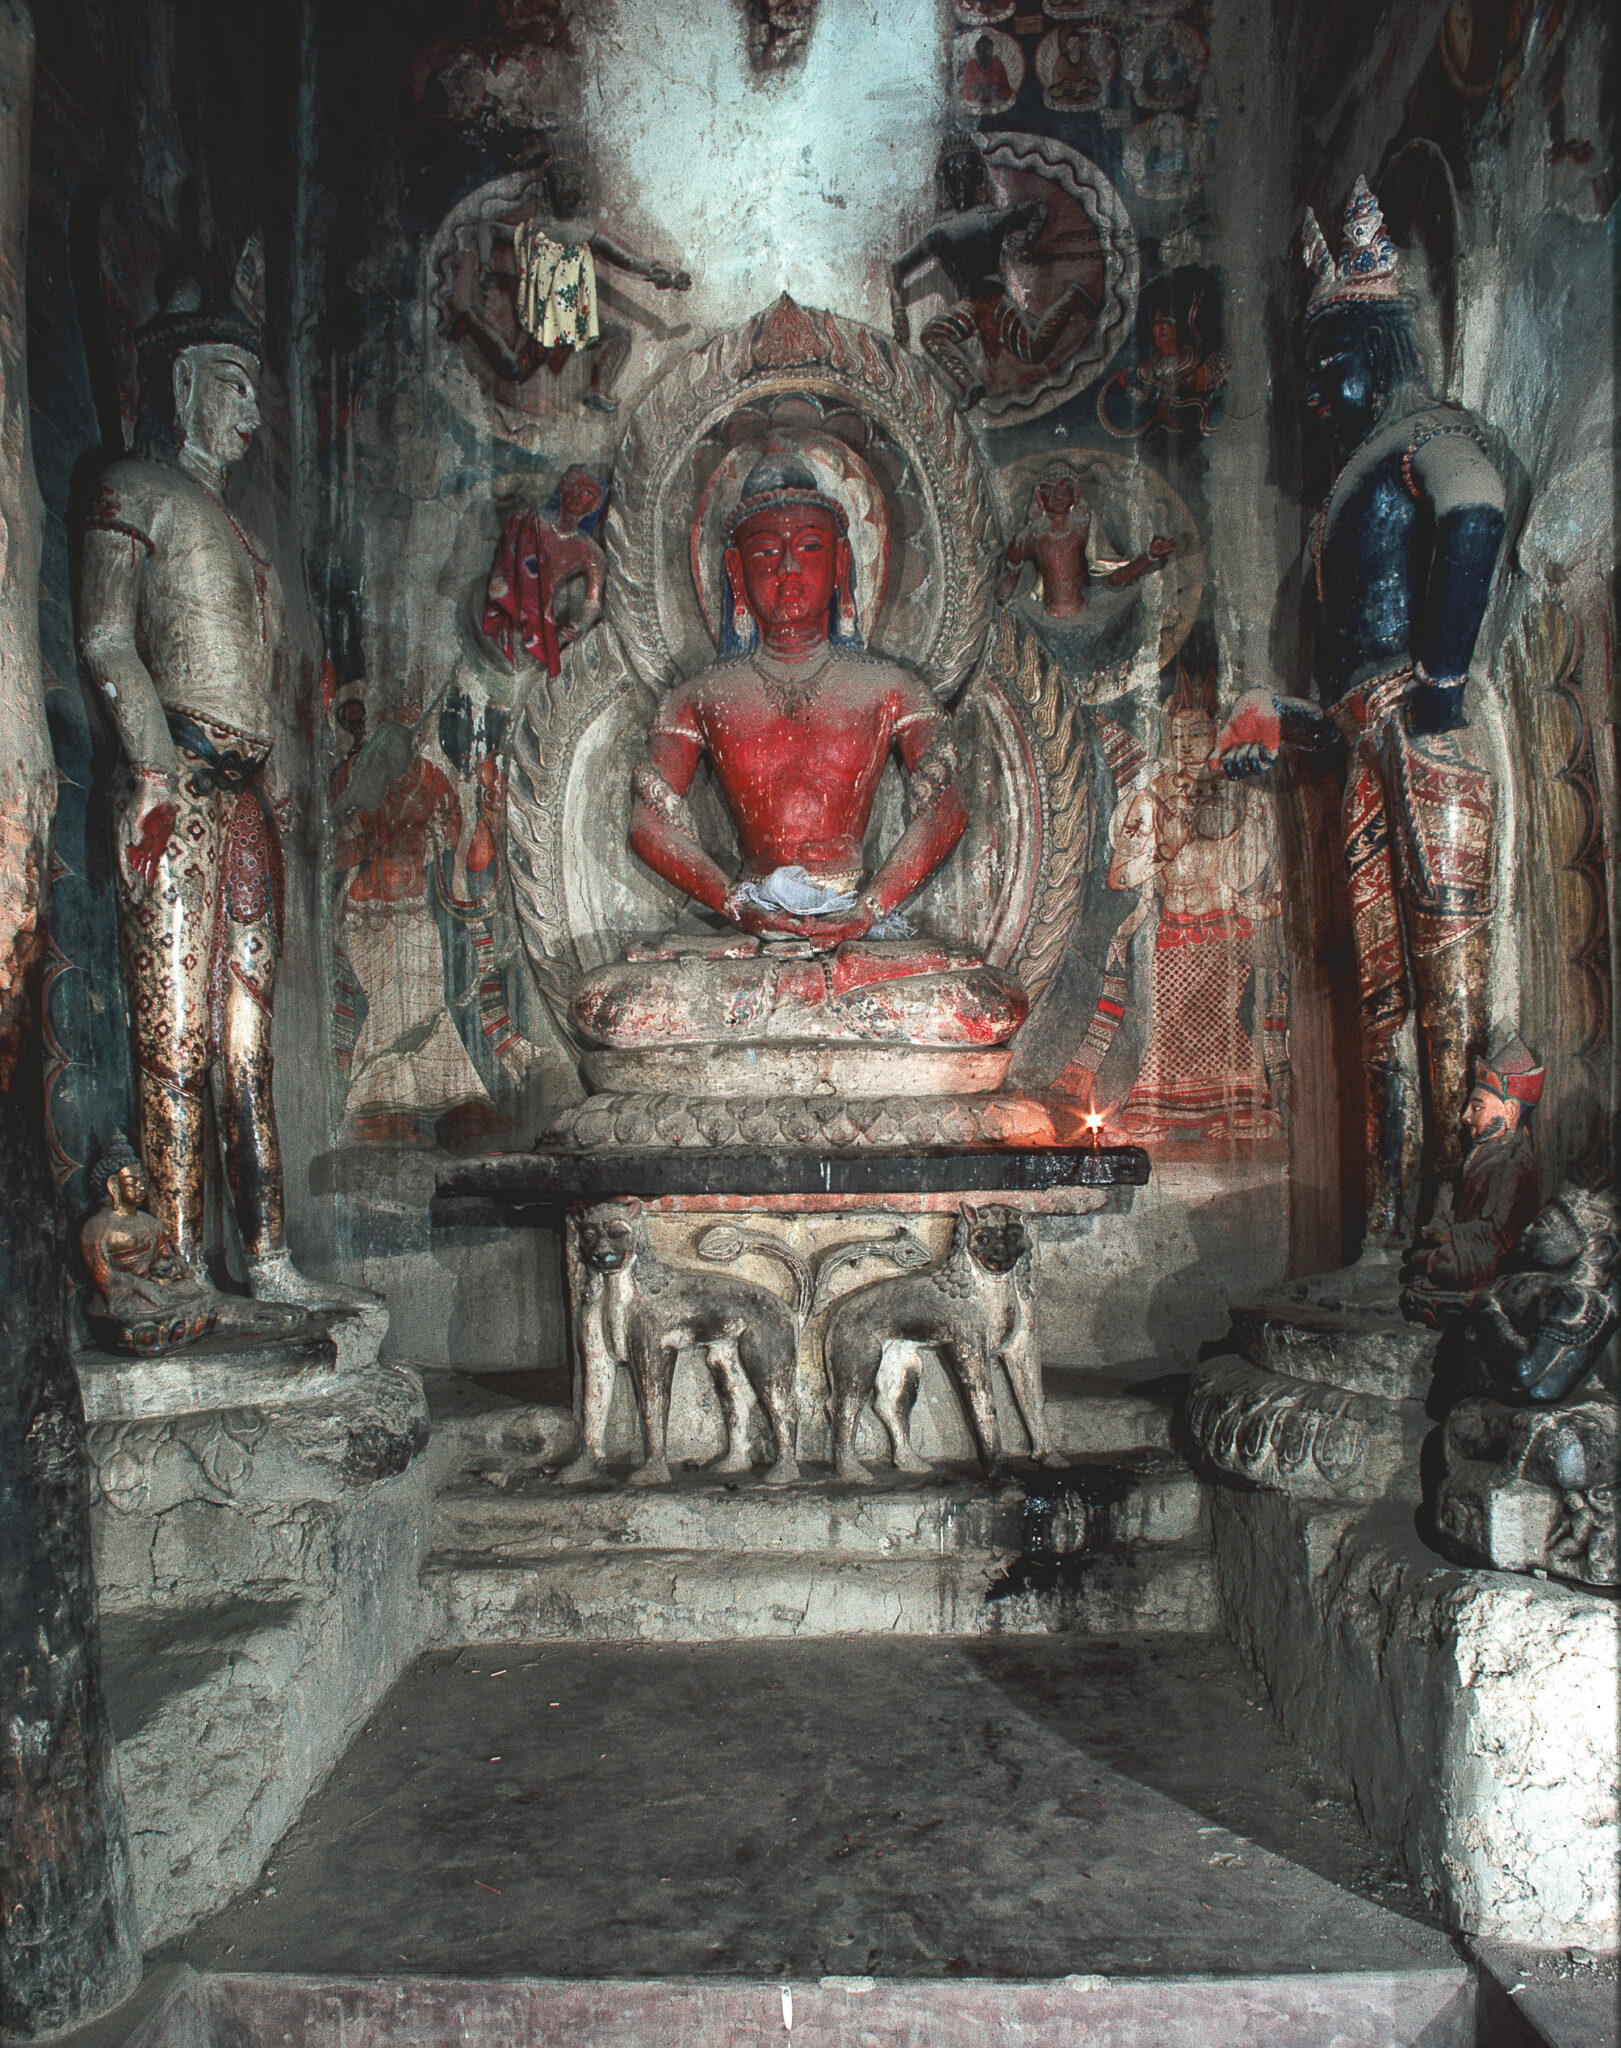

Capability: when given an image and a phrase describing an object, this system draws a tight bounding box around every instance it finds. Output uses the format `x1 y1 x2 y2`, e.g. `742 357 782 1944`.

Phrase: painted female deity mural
1057 676 1286 1149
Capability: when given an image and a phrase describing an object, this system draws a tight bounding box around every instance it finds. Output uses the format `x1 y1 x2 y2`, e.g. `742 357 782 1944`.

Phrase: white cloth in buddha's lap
732 864 914 940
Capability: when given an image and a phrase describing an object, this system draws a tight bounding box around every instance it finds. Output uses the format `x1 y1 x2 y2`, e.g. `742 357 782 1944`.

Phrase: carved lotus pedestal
553 1041 1063 1153
1187 1264 1436 1504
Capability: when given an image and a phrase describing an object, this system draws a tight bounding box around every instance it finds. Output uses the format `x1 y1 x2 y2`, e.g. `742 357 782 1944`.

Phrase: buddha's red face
725 504 849 652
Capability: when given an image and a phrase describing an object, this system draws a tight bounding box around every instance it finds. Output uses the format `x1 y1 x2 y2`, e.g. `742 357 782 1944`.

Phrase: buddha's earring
835 575 859 647
732 594 756 652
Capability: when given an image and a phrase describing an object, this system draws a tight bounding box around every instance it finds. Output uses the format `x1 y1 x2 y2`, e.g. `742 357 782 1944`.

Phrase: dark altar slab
437 1144 1150 1208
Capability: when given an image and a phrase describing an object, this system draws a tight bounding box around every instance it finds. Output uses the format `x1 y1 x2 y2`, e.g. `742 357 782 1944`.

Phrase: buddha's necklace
750 647 834 719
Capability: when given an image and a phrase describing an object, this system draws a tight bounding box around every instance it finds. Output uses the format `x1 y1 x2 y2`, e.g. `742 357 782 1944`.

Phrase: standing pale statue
75 285 349 1307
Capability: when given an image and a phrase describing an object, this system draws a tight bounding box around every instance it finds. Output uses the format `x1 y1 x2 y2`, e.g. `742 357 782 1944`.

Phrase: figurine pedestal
76 1300 389 1423
75 1300 423 1604
1188 1264 1437 1504
1435 1391 1618 1587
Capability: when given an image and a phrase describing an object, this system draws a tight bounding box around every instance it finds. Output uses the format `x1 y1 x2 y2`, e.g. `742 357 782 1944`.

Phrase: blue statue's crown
1302 177 1401 321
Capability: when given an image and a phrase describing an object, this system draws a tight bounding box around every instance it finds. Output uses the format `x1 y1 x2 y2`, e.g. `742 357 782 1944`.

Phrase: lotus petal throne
570 456 1027 1051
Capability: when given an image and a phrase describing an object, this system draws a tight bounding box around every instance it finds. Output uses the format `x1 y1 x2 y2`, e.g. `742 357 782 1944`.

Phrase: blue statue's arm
1407 431 1508 735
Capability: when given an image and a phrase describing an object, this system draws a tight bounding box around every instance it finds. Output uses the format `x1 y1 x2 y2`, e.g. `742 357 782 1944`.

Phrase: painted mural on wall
293 0 1616 1206
1049 671 1286 1150
325 650 545 1146
318 451 619 1144
296 0 1268 1161
921 0 1274 1156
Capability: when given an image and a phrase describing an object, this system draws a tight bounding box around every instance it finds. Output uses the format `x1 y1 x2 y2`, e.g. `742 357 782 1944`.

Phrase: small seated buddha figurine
571 458 1028 1050
80 1136 219 1353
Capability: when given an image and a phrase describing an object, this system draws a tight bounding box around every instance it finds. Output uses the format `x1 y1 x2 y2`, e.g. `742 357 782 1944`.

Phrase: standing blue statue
1211 179 1510 1257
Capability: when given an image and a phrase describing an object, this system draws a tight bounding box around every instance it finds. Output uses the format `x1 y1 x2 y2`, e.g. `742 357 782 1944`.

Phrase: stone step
432 1456 1205 1560
140 1964 1479 2048
422 1540 1216 1645
432 1370 1177 1470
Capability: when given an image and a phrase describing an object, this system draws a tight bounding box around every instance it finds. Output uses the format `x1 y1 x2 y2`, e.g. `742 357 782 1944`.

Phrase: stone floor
163 1633 1452 1984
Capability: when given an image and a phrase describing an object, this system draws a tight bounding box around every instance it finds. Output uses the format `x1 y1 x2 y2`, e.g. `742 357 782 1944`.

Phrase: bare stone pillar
0 0 143 2030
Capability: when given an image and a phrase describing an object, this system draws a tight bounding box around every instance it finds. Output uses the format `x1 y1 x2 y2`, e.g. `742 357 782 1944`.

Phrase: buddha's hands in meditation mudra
572 458 1028 1050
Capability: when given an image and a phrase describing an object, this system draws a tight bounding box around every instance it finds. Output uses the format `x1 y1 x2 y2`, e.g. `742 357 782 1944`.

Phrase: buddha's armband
907 726 963 811
632 759 698 835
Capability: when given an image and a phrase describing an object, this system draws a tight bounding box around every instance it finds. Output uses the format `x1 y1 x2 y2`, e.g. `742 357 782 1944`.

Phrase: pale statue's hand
120 781 178 892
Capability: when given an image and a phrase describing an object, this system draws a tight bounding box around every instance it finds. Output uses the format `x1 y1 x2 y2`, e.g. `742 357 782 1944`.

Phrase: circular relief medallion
993 447 1205 692
971 133 1138 424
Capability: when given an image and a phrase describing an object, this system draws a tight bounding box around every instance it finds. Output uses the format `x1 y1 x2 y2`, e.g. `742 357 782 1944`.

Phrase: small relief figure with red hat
1401 1029 1544 1323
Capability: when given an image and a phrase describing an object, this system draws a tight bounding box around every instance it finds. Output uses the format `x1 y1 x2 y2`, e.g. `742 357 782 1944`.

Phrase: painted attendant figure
75 285 353 1307
1211 179 1508 1256
571 456 1027 1049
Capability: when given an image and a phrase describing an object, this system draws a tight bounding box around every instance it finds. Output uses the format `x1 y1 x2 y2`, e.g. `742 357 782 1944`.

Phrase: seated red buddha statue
571 458 1027 1049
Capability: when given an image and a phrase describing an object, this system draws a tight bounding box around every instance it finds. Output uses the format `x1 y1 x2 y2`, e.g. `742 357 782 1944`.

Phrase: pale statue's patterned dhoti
115 712 284 1265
